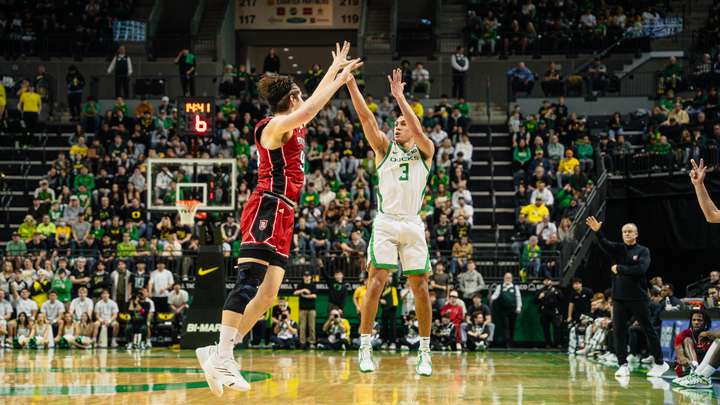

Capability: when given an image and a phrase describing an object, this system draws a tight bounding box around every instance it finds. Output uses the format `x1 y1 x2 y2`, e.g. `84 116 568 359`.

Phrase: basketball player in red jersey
674 310 711 377
197 42 362 395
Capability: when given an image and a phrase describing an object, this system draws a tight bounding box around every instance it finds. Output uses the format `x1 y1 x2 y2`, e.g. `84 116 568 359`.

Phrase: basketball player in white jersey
348 69 434 376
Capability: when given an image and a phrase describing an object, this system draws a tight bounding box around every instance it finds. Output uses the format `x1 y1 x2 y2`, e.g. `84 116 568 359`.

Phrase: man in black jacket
534 277 564 349
627 288 663 363
323 269 348 314
586 216 669 378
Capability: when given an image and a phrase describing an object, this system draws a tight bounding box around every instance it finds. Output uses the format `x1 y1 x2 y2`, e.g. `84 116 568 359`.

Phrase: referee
585 216 670 378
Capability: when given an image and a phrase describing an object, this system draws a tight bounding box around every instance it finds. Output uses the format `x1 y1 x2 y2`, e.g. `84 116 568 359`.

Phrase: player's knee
368 276 384 291
224 262 269 314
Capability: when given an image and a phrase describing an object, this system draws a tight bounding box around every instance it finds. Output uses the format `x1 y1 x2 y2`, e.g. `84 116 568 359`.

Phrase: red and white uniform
674 328 711 377
239 117 306 258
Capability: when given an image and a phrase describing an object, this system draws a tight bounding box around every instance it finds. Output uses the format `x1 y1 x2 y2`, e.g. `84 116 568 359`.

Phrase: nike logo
198 267 219 276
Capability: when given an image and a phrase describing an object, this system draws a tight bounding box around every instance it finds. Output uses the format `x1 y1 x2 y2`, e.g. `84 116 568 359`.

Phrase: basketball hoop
176 200 204 226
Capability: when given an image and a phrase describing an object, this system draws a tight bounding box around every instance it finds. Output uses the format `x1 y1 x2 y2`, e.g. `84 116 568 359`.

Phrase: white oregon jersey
376 141 430 216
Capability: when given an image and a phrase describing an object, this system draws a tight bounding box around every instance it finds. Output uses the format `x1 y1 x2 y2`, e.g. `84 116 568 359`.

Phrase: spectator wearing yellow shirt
17 84 42 148
116 233 137 259
410 97 424 118
520 197 550 225
69 136 89 158
55 219 72 243
365 94 378 114
556 150 580 188
134 97 153 120
662 103 690 126
353 278 368 320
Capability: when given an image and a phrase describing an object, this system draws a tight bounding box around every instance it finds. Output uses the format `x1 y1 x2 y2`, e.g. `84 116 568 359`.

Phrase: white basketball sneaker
202 352 251 391
677 372 713 389
196 345 224 397
358 345 375 373
416 348 433 377
615 364 630 377
647 362 670 378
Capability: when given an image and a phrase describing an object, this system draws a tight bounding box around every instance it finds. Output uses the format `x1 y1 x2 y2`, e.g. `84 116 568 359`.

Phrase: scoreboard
177 97 215 136
235 0 362 30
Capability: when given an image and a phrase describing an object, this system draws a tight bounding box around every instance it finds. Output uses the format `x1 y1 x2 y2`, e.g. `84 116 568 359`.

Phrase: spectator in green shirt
577 135 594 172
430 166 450 191
661 56 683 93
7 232 27 263
73 166 95 191
300 183 321 208
656 135 671 156
556 183 574 208
122 224 139 243
51 267 73 305
512 138 532 172
230 132 250 159
687 89 708 118
659 91 676 114
116 233 136 259
112 96 129 117
422 109 439 132
218 97 236 119
81 96 101 134
76 184 92 210
524 114 539 135
453 97 470 118
90 219 105 240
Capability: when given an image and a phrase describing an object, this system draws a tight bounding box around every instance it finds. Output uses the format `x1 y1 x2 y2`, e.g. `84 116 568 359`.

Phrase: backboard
146 158 237 213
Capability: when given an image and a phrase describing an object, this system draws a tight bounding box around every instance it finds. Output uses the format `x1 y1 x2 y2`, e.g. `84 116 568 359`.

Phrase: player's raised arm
264 51 362 139
388 69 435 160
347 74 389 154
691 158 720 223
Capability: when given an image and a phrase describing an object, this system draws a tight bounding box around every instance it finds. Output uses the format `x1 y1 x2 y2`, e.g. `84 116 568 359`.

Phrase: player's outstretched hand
690 158 707 187
338 58 363 83
388 68 405 98
330 41 353 71
586 216 602 232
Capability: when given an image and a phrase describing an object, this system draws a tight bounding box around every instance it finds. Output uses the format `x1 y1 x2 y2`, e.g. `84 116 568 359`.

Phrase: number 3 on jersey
399 163 409 181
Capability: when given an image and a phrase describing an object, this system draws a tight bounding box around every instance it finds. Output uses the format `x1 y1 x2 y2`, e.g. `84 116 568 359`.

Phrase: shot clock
177 97 215 136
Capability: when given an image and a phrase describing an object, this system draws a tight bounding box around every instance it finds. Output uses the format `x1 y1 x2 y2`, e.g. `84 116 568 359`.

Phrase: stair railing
486 76 498 247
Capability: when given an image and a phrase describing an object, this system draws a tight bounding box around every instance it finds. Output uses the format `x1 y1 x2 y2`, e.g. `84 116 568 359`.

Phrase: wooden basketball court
0 348 712 404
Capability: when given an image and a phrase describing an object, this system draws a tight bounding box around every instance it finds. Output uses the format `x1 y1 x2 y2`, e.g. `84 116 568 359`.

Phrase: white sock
699 364 717 379
360 334 371 347
218 325 238 360
696 341 719 376
420 337 430 351
233 331 244 347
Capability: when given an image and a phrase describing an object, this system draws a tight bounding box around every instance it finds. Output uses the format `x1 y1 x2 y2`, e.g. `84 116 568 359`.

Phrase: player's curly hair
257 74 301 114
689 309 711 330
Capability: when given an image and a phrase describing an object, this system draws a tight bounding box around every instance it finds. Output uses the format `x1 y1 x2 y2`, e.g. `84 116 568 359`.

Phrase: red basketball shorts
239 191 295 258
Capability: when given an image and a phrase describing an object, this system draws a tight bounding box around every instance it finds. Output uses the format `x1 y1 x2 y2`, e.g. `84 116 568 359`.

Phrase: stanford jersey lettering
254 117 306 202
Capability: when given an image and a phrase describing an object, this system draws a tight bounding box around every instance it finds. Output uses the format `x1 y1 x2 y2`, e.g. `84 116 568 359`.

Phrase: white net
176 200 203 226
